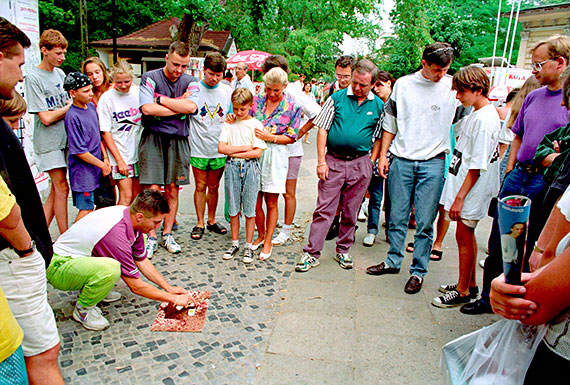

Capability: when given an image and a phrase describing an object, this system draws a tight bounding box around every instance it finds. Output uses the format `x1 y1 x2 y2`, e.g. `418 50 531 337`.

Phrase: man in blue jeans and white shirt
368 42 467 294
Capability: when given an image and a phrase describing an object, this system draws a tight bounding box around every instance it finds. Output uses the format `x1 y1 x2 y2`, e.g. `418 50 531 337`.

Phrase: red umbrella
227 50 271 71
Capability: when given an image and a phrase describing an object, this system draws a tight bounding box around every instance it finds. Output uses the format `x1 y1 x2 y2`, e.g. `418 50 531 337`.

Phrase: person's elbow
140 103 154 116
252 148 262 158
181 100 197 114
37 111 55 126
218 142 229 155
0 204 22 231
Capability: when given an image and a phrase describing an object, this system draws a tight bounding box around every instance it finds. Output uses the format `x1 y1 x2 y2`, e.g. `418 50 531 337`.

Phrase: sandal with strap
206 222 227 235
430 249 443 261
191 226 205 240
405 242 414 253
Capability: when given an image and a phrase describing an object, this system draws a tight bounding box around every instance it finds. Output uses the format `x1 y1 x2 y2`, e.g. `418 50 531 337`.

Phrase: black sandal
430 249 443 261
207 222 227 235
405 242 414 253
191 226 205 240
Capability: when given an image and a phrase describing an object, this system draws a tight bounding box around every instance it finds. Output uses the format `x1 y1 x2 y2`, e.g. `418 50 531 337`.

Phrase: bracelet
533 243 544 254
273 135 277 143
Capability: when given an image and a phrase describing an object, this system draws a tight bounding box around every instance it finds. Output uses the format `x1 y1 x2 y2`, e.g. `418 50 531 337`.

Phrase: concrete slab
255 353 354 385
279 280 355 316
266 313 355 362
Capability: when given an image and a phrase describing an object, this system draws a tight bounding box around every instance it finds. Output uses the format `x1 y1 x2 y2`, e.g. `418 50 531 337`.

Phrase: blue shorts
0 345 28 385
225 158 260 218
72 191 95 211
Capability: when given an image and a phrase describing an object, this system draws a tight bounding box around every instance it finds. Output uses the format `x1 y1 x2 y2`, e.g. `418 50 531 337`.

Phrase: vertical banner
497 195 532 285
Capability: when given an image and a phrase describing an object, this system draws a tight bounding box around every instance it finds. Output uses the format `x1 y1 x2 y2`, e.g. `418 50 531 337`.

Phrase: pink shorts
287 156 302 180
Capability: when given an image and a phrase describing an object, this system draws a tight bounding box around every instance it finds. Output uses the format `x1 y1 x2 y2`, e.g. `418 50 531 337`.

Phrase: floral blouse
250 93 302 140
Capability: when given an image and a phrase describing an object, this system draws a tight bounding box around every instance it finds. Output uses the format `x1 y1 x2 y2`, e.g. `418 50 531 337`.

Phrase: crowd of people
1 14 570 383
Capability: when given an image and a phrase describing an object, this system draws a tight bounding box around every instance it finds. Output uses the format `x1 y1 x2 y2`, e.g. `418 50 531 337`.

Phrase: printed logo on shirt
112 108 142 132
489 144 500 164
431 105 441 111
46 86 68 109
449 148 462 176
199 103 225 123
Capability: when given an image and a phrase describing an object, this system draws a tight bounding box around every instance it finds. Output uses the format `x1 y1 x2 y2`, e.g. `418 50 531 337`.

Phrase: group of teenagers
2 12 570 382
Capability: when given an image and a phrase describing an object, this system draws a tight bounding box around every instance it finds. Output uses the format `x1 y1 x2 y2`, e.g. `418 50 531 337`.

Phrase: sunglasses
428 47 454 56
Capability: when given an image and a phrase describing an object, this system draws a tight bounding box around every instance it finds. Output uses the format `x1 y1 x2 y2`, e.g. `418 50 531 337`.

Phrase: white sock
245 242 252 249
232 240 239 247
281 224 292 236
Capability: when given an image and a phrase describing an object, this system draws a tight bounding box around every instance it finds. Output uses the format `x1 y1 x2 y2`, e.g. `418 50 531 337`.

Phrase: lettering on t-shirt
489 144 500 164
112 108 142 132
449 148 462 176
46 83 67 109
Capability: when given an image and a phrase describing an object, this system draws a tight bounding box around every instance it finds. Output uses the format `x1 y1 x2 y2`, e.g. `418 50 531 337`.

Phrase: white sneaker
162 233 181 254
243 247 254 264
102 291 122 303
73 305 110 331
146 236 158 259
358 199 368 222
363 233 376 247
479 259 485 268
272 232 290 246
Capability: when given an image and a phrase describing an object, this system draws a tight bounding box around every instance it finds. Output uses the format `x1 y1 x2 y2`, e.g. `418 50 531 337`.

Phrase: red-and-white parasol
227 50 271 71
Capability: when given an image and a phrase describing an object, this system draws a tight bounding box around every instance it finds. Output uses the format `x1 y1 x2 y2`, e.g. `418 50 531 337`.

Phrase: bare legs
43 168 69 233
192 167 224 228
116 177 141 206
456 220 478 297
24 343 64 385
432 205 450 253
146 183 178 238
253 192 279 253
283 178 297 225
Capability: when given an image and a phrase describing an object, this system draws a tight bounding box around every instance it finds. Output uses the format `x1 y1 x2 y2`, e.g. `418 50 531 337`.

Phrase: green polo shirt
321 87 384 154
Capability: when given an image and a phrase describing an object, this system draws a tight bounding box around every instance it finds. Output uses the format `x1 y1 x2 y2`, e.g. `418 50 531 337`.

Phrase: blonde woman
97 61 142 205
82 56 112 107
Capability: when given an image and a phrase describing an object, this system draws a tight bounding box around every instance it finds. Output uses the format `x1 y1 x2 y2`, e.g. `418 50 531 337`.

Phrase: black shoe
404 275 423 294
326 216 340 240
460 299 493 315
439 284 479 299
366 262 400 276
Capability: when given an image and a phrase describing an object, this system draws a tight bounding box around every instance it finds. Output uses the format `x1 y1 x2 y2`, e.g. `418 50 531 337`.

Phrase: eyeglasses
530 57 558 72
336 74 351 80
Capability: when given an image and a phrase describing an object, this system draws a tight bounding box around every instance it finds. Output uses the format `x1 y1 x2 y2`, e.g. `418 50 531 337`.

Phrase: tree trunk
176 14 209 57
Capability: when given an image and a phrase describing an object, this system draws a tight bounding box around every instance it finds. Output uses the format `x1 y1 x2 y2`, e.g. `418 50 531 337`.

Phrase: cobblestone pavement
48 219 306 385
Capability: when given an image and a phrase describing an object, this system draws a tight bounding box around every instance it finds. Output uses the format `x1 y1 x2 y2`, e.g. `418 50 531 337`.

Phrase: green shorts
190 156 226 171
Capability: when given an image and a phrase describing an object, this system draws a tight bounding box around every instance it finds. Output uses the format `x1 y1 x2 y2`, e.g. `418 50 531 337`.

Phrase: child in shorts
64 72 111 222
218 88 266 263
432 66 501 308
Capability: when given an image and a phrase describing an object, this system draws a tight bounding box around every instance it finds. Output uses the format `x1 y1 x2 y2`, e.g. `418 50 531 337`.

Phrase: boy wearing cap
64 72 111 222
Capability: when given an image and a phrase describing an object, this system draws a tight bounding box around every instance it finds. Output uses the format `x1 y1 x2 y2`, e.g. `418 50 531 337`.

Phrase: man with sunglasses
463 35 570 315
367 42 467 294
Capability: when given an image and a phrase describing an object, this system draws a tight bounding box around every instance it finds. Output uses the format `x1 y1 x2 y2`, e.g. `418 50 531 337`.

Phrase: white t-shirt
284 83 321 157
440 104 501 221
218 118 267 156
498 108 515 144
189 81 232 158
98 87 142 165
383 71 461 160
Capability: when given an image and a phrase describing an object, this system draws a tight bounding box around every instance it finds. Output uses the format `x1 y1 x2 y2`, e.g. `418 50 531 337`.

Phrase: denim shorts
72 191 95 210
225 158 260 218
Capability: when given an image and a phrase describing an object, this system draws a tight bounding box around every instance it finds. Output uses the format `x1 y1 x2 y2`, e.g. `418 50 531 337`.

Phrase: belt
328 149 368 161
516 162 540 175
227 158 256 163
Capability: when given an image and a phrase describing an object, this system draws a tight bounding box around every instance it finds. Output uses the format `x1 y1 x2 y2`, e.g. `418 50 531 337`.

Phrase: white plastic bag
441 319 547 385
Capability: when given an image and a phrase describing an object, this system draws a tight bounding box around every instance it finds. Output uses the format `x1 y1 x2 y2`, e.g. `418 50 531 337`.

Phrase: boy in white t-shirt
218 88 267 263
432 66 501 308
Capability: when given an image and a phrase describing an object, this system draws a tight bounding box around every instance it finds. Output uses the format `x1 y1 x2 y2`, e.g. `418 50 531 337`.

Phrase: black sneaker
460 298 493 315
431 290 472 308
223 245 239 260
438 284 479 299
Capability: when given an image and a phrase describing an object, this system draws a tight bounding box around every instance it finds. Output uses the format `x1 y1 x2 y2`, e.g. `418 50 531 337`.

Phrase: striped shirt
53 206 147 278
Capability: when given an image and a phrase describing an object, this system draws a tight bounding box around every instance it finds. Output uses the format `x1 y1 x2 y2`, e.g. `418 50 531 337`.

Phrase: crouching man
46 190 194 330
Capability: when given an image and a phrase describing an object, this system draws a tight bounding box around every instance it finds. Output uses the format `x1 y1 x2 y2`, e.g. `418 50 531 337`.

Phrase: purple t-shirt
53 206 147 278
139 68 198 137
512 87 570 165
65 103 102 192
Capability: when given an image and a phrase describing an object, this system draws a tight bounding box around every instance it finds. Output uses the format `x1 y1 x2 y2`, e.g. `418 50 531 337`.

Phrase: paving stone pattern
48 219 301 385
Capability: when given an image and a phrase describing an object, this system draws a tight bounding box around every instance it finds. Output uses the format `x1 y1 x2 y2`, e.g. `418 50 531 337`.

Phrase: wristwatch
533 242 544 254
155 96 162 105
15 240 35 257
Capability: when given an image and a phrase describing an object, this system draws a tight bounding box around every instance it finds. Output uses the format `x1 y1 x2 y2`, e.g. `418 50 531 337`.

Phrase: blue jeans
482 166 546 295
385 155 445 277
224 158 260 218
367 174 384 235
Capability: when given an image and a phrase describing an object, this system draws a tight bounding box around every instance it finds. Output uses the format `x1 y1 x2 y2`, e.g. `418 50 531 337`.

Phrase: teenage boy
431 66 501 308
218 88 266 263
139 42 199 257
46 190 198 331
367 42 468 295
64 72 111 222
189 52 233 240
25 29 71 234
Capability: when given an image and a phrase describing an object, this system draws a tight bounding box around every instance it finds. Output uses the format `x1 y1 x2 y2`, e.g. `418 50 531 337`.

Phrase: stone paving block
255 353 354 385
266 312 355 362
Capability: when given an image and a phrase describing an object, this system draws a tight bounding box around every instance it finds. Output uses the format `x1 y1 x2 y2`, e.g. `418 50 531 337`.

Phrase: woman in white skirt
250 68 302 260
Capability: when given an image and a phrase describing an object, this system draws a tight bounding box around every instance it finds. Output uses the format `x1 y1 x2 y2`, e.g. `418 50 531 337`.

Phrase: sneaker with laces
223 245 240 260
102 291 122 303
334 253 354 269
161 233 181 254
439 284 479 299
271 232 290 245
363 233 376 247
145 236 158 259
295 252 320 272
243 247 254 264
73 305 110 331
431 290 472 308
357 205 367 222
